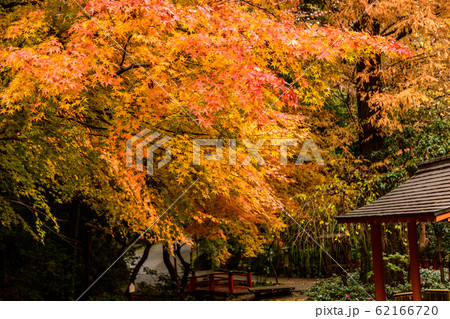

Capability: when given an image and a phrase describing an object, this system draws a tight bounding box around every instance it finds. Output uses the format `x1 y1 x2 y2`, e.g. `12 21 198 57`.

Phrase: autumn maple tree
0 0 415 297
273 0 449 283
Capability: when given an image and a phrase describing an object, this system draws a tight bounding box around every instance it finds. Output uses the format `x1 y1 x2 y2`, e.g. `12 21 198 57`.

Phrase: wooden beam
407 222 422 301
436 212 450 222
337 215 435 224
370 223 386 301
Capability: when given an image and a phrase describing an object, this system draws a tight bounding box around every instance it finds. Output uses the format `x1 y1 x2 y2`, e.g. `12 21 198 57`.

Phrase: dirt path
230 276 316 301
264 277 316 293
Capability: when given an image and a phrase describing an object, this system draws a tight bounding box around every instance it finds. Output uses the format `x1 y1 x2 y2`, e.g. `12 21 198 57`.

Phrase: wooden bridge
187 272 252 295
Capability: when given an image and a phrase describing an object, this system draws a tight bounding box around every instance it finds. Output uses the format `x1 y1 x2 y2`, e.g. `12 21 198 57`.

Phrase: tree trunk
353 16 384 283
175 244 191 300
0 247 6 287
418 222 429 252
356 54 384 159
84 229 93 290
353 14 384 160
360 240 370 283
358 226 371 283
126 242 153 295
436 230 445 284
268 244 279 284
71 201 81 299
163 244 178 283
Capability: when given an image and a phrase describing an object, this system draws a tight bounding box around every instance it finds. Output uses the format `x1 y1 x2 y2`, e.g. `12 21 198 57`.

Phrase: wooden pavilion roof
336 154 450 224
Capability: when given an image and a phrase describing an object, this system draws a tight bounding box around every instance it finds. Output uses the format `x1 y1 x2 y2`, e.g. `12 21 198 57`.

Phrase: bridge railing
188 272 252 293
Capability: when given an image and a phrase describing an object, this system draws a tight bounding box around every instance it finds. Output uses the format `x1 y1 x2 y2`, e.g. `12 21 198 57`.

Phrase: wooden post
247 272 252 288
407 221 422 301
209 274 215 291
370 223 386 301
190 274 197 291
228 272 234 293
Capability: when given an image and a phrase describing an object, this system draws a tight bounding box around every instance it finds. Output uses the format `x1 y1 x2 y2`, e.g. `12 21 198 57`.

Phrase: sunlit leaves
0 0 413 263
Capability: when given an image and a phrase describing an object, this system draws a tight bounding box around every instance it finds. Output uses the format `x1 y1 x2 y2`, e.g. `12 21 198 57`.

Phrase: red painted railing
188 272 252 294
419 261 449 269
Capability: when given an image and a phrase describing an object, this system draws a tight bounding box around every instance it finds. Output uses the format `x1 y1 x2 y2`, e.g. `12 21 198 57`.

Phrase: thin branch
380 22 397 36
116 63 153 76
5 199 76 245
119 34 133 68
236 0 277 18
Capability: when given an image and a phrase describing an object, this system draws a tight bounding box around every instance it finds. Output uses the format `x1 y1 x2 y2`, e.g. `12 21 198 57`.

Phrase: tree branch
116 63 153 76
0 1 41 9
119 34 133 68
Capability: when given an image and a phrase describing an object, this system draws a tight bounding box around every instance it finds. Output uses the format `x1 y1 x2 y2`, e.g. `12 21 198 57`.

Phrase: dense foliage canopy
0 0 448 300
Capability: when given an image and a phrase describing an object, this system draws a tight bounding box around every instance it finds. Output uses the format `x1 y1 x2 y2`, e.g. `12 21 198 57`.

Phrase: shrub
305 271 374 301
305 268 449 301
